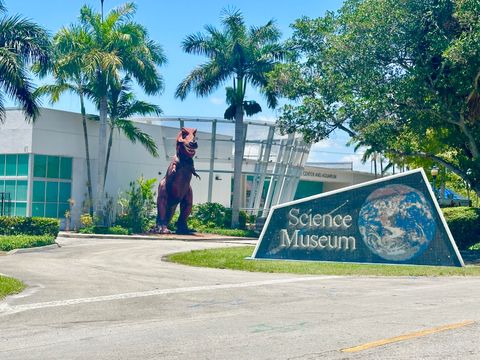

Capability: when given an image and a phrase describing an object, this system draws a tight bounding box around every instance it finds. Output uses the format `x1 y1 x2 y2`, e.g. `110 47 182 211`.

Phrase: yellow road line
341 320 475 353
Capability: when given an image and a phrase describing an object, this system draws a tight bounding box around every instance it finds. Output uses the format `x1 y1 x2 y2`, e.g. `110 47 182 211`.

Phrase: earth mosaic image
358 184 436 261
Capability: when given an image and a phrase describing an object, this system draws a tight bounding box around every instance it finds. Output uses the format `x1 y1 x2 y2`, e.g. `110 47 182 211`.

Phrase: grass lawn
167 246 480 276
0 235 56 252
0 275 25 299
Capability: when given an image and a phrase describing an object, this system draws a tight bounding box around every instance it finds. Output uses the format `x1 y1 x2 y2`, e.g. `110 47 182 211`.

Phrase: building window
0 154 29 217
32 155 72 218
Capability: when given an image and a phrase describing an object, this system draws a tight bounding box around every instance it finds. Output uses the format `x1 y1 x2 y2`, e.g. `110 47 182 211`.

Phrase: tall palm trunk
80 92 94 215
96 95 108 224
231 102 245 228
104 123 114 186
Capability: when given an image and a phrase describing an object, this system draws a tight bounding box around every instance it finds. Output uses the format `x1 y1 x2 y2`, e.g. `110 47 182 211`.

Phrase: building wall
2 108 234 226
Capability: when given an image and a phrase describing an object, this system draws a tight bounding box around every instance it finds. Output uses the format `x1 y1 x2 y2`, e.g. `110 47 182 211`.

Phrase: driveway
1 237 479 359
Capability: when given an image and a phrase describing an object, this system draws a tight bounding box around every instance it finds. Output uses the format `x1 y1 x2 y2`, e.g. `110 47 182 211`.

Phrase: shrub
223 208 248 229
167 203 249 231
442 207 480 250
79 225 130 235
191 203 226 228
0 235 56 251
116 177 157 233
0 217 59 236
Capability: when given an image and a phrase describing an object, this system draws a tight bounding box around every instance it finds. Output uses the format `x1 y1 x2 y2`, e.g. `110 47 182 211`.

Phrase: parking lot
1 237 479 359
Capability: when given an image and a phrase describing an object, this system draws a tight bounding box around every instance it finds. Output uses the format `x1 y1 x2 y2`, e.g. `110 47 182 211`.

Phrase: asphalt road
1 237 479 360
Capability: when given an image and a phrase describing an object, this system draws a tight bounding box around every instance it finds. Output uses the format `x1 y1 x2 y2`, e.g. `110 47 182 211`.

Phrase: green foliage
0 1 51 122
442 207 480 250
0 235 56 251
0 216 59 236
0 275 25 299
167 203 253 234
79 225 130 235
272 0 480 195
116 177 157 233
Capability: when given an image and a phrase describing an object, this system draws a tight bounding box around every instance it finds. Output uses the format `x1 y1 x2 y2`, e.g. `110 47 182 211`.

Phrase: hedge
442 207 480 250
0 235 56 252
0 216 60 237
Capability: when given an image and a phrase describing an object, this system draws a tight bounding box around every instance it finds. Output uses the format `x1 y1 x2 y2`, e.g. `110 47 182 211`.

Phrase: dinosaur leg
156 179 171 234
176 187 194 234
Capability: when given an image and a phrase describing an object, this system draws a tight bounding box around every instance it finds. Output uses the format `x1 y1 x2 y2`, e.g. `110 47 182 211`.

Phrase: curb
58 231 257 243
6 242 61 255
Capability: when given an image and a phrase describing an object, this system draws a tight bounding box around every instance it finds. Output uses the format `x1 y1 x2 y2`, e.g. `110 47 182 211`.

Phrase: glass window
59 182 71 203
17 154 29 176
60 157 72 179
34 155 47 177
15 202 26 217
46 182 58 202
58 203 70 218
5 180 15 200
45 203 58 218
47 156 60 178
16 180 28 201
6 155 16 176
32 202 45 217
0 154 5 176
33 181 45 202
0 180 4 192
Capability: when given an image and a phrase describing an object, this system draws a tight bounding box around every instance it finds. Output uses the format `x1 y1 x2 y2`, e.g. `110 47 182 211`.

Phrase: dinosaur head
176 127 198 158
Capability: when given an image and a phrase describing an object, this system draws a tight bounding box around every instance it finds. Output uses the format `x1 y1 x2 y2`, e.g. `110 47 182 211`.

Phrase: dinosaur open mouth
184 145 196 155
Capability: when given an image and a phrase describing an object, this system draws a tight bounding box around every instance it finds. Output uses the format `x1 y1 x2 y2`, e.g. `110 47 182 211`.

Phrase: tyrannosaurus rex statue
156 127 200 234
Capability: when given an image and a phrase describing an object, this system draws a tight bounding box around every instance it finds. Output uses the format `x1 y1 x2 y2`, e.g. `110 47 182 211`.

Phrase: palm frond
0 14 51 66
33 83 76 103
244 100 262 116
176 61 230 99
115 119 159 157
224 104 236 120
0 48 38 121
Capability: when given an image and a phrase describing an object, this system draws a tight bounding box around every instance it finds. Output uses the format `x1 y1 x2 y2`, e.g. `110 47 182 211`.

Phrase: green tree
101 76 161 184
0 0 50 121
34 26 96 215
176 9 284 227
271 0 480 195
71 3 166 222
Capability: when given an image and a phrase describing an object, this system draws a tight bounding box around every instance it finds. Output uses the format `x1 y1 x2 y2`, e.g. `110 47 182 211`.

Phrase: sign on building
252 169 464 267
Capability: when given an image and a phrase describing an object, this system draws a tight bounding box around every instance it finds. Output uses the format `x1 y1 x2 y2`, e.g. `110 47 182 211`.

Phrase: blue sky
4 0 371 171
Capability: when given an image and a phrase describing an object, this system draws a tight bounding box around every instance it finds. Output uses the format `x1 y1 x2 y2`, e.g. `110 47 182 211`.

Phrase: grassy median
0 235 56 252
167 246 480 276
0 275 25 299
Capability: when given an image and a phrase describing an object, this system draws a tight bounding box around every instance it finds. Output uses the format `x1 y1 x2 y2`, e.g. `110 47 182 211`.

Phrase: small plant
116 177 157 233
80 213 93 228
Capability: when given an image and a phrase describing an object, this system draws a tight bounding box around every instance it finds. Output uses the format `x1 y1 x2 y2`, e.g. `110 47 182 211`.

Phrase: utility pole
101 0 104 21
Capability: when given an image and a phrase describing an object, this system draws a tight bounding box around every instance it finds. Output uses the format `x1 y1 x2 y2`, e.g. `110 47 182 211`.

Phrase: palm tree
67 3 166 222
0 0 50 121
175 9 284 227
101 76 162 185
34 26 96 215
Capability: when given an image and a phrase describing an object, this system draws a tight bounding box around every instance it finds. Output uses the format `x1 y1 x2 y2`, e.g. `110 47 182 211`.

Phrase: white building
0 108 376 227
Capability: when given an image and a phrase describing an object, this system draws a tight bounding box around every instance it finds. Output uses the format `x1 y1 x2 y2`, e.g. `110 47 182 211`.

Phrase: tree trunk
231 104 244 228
96 95 108 224
80 93 94 216
103 122 114 186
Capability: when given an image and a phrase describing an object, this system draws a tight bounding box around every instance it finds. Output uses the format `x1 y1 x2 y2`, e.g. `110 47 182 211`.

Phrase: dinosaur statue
156 127 200 234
